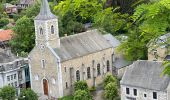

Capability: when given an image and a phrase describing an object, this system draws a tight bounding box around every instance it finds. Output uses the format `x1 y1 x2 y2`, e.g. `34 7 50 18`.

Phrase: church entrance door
43 79 48 96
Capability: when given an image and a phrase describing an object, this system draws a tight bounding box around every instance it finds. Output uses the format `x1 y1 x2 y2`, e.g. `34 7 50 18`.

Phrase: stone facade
121 85 168 100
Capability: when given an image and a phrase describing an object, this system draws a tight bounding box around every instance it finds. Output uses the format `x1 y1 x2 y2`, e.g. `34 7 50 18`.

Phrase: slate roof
121 60 170 91
19 0 35 5
103 34 120 48
114 55 132 69
0 50 18 63
35 0 56 20
53 30 113 61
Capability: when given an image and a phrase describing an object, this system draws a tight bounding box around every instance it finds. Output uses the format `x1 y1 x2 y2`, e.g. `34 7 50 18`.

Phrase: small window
153 92 157 99
76 70 80 81
97 63 101 76
133 89 137 96
126 88 130 94
40 28 43 35
66 82 68 88
7 76 10 81
144 94 147 97
11 75 13 80
87 67 91 79
51 25 54 34
41 60 45 68
64 67 67 72
15 81 17 87
14 74 16 79
106 60 110 72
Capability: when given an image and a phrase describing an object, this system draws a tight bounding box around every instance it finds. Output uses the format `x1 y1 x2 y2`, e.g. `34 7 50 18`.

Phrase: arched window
76 70 80 81
51 25 54 34
107 60 110 72
97 63 101 76
87 67 91 79
40 27 43 35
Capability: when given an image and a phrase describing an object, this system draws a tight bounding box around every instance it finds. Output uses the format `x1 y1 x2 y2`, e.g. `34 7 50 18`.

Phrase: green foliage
58 95 74 100
20 3 40 19
18 88 38 100
73 90 92 100
103 74 117 87
117 0 170 61
162 61 170 76
0 18 9 28
0 86 16 100
89 86 96 92
104 82 119 100
93 7 130 35
74 81 88 92
10 16 35 56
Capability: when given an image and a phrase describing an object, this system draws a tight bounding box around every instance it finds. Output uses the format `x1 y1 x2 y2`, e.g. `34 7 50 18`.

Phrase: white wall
121 85 167 100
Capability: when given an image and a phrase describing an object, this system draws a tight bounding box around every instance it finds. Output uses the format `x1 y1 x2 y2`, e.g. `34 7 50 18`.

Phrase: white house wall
121 85 167 100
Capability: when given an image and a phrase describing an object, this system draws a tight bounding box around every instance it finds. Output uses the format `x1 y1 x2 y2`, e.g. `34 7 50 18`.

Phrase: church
29 0 114 99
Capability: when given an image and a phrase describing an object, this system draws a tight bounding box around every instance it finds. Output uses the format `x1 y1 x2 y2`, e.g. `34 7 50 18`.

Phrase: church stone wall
29 47 60 98
61 47 113 96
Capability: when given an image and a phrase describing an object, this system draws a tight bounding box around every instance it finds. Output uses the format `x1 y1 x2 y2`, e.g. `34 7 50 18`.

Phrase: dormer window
51 25 54 34
40 27 43 35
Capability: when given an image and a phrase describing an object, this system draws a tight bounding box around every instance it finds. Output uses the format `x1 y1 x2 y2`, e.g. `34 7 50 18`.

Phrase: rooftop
35 0 56 20
121 60 170 91
53 30 113 61
0 29 13 42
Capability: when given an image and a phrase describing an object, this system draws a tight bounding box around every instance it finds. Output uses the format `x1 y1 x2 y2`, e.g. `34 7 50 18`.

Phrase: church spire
35 0 56 20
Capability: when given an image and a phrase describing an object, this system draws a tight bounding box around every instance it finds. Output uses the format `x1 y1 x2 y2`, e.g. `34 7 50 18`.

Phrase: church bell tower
34 0 60 48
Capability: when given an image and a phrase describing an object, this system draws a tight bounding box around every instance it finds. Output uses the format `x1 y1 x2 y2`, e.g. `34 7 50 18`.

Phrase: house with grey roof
120 60 170 100
147 33 170 61
0 30 30 95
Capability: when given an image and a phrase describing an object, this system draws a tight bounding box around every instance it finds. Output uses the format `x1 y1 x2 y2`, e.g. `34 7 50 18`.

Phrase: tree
0 86 16 100
104 82 119 100
93 8 130 35
18 88 38 100
74 81 88 92
0 18 9 28
117 0 170 61
73 90 92 100
103 74 117 87
10 16 35 56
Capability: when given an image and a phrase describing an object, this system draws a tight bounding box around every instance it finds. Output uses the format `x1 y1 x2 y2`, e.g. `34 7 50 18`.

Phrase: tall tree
10 16 35 56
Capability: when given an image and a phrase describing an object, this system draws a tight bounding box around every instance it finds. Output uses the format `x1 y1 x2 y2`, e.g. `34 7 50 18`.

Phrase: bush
104 82 119 100
89 86 96 92
0 18 9 28
103 74 117 87
0 86 16 100
73 90 92 100
74 81 88 91
58 95 74 100
18 88 38 100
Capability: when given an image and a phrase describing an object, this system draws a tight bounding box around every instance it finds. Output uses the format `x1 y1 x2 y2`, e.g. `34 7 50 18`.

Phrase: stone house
147 33 170 61
16 0 37 10
3 3 18 14
121 60 170 100
28 0 115 99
